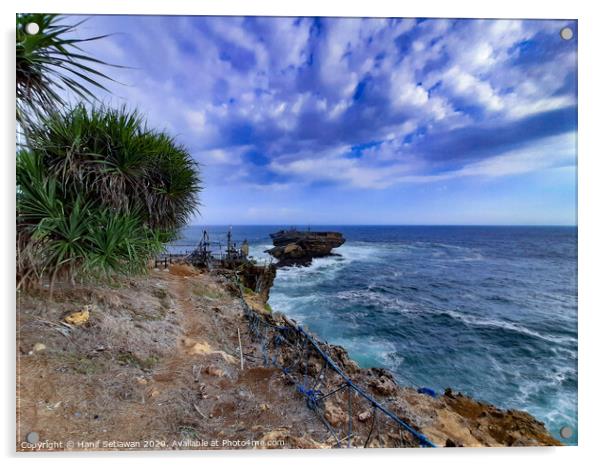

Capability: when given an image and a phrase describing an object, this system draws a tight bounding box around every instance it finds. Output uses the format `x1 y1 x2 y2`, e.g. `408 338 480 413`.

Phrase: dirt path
17 268 327 451
17 266 561 450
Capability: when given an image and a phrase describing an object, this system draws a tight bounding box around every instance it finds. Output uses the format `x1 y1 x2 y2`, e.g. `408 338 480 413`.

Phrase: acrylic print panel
16 14 577 451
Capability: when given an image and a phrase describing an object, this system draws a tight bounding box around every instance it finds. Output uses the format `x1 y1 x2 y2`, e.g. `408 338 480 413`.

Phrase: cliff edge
16 265 560 450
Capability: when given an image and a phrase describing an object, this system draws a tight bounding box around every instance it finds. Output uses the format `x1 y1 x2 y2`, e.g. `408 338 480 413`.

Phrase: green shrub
17 105 201 287
22 105 201 232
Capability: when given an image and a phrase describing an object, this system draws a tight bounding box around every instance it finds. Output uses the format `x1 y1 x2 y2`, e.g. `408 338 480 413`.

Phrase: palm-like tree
22 105 202 232
17 105 202 286
16 15 203 287
16 13 117 123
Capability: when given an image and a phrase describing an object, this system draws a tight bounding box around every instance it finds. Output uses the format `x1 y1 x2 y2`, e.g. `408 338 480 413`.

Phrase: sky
71 16 577 225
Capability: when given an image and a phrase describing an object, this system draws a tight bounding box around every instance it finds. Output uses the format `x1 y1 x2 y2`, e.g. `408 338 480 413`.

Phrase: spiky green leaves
17 105 202 285
16 14 118 124
22 104 202 231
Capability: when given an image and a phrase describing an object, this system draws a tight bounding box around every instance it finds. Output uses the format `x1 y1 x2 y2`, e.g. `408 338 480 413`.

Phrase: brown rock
329 345 360 374
370 376 398 396
32 342 46 352
205 365 225 377
324 400 348 427
267 230 345 267
63 306 91 325
284 243 303 255
358 410 372 422
135 376 148 385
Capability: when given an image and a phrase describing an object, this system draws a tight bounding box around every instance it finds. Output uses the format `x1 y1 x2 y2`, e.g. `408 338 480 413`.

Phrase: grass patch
116 352 160 371
179 426 200 440
60 352 107 375
264 303 273 313
192 285 224 300
133 307 168 321
153 287 169 301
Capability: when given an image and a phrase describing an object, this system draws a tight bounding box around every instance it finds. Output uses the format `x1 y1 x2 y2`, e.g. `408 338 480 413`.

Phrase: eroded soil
17 267 326 451
16 265 561 450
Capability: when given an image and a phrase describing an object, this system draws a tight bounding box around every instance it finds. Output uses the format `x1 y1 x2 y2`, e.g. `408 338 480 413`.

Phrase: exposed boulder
367 369 399 397
32 342 47 353
439 390 562 446
266 229 345 267
63 305 92 326
323 400 348 427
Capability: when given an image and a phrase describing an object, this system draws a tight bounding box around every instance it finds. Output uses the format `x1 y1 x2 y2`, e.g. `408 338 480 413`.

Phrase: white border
2 1 601 465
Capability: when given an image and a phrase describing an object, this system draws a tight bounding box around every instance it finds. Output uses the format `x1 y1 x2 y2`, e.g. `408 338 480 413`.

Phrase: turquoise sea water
171 225 578 444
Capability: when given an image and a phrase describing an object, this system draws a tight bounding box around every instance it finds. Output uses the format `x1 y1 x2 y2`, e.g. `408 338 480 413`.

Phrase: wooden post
237 327 244 371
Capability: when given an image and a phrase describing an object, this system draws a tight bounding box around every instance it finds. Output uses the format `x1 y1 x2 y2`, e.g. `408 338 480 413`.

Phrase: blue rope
235 273 436 448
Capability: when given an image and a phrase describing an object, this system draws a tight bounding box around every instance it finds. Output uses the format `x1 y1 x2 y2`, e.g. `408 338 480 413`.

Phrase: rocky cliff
266 230 345 267
16 262 561 450
256 309 562 448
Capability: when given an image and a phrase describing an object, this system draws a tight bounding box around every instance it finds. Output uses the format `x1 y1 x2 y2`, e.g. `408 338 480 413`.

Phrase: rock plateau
266 229 345 267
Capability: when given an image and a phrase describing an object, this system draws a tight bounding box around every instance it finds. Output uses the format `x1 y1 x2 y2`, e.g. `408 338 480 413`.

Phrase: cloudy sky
72 16 577 225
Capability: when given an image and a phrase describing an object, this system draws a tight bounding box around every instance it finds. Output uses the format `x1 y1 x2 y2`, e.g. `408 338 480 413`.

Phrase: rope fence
235 273 436 448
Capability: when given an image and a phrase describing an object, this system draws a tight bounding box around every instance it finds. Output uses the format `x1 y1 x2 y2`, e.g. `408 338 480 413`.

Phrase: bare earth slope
16 266 560 450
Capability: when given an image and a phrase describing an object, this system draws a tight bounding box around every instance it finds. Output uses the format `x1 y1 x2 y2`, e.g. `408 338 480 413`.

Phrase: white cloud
268 132 576 189
395 132 577 183
74 16 576 192
454 132 576 177
442 66 504 113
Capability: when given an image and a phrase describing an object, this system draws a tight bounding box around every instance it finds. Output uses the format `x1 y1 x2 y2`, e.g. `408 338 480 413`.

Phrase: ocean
170 225 578 444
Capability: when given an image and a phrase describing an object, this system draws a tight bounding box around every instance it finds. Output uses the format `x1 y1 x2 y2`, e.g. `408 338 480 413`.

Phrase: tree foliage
16 13 117 123
17 106 202 286
16 15 202 287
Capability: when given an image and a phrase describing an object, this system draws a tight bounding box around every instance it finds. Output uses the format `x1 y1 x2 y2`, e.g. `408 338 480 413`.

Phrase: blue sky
73 16 577 225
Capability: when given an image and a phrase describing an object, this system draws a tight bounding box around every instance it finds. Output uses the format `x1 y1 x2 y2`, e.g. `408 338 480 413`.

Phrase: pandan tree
17 105 202 287
16 13 117 124
16 15 202 287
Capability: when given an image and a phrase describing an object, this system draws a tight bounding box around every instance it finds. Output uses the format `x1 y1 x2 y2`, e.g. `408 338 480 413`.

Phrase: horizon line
186 223 577 227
